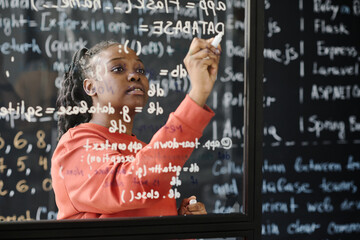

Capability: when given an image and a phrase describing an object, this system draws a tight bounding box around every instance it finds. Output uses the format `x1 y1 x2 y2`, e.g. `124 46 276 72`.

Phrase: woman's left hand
178 196 207 215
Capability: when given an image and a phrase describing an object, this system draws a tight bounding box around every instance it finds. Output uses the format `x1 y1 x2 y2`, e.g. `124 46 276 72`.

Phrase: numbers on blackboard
42 178 52 192
0 130 49 153
16 180 29 193
0 128 52 200
0 135 5 150
0 158 7 174
0 180 8 196
17 156 28 172
13 131 27 150
39 156 48 171
36 130 46 149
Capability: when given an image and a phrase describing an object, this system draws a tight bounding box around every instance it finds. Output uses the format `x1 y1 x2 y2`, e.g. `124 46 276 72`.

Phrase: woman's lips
126 86 145 95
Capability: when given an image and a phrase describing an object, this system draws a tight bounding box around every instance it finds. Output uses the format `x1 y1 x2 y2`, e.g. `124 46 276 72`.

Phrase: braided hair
56 40 118 139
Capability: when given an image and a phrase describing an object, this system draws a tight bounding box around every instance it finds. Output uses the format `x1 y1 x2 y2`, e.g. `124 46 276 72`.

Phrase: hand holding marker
204 32 223 59
187 197 207 215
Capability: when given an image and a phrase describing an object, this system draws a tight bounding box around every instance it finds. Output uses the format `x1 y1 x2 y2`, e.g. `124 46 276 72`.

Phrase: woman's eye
111 66 124 72
137 68 146 74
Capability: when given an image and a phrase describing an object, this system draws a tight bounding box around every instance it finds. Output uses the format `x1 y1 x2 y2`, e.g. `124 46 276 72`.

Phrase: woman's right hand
183 37 221 107
178 196 207 215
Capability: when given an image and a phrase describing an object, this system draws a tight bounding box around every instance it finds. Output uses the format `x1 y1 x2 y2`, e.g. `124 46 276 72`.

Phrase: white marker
211 32 223 48
189 199 197 205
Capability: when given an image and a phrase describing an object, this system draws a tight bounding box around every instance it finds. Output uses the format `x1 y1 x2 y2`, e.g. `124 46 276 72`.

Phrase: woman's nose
127 73 140 82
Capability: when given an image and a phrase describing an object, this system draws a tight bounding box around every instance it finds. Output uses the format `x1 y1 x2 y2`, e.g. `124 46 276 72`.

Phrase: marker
189 199 197 205
211 32 223 48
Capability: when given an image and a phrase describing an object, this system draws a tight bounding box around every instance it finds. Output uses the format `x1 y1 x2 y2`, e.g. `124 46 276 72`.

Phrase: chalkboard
262 0 360 239
0 0 246 220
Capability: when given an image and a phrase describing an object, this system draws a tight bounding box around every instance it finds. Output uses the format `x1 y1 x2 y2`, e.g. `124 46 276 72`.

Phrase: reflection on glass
0 0 245 221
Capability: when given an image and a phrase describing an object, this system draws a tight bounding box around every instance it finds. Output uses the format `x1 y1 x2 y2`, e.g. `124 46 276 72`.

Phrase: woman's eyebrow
106 57 143 64
106 57 125 64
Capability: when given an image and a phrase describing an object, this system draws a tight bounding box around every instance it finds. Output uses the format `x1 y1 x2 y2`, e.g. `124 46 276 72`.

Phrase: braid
56 40 119 140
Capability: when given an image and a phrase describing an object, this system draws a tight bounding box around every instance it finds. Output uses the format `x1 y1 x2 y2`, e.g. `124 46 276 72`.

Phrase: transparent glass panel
0 0 245 221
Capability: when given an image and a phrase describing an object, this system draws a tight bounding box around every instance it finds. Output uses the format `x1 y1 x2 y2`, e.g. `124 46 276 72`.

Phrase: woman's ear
83 78 96 96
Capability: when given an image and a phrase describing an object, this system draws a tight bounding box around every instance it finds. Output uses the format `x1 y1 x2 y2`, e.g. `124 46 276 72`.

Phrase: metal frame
2 217 257 239
0 0 263 238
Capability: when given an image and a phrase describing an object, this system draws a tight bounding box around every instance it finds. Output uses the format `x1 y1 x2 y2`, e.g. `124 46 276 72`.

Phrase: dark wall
262 0 360 239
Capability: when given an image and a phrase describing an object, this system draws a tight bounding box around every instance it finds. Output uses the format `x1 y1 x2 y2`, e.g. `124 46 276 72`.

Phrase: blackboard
0 0 246 220
262 0 360 239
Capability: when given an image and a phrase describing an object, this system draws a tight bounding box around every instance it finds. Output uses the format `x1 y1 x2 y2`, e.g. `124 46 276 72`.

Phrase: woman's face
89 44 149 112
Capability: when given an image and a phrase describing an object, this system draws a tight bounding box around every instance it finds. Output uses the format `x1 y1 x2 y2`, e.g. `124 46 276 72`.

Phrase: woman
51 37 221 219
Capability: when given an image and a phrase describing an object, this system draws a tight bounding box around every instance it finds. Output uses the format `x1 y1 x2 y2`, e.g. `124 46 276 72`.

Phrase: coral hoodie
51 95 214 219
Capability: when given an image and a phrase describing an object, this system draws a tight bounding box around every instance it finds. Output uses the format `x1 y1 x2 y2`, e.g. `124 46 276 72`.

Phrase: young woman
51 38 221 219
